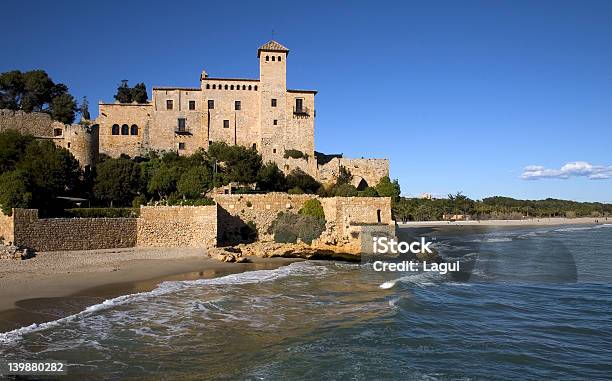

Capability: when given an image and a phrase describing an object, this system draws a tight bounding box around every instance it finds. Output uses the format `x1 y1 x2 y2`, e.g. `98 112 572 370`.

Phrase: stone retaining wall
11 209 137 251
137 205 218 247
0 211 14 244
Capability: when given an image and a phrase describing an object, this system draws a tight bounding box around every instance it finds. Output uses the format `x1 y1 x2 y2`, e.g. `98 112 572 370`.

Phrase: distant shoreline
398 217 607 227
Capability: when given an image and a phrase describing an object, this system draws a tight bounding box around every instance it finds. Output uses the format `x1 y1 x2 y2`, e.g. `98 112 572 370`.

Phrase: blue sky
3 0 611 202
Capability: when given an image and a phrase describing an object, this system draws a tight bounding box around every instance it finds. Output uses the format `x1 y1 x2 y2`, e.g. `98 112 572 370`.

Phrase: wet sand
0 247 300 333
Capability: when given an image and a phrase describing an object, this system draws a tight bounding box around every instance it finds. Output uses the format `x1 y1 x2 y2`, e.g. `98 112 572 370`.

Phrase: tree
0 130 35 174
17 141 81 211
208 142 262 184
334 183 358 197
0 171 32 215
375 176 401 200
114 80 148 103
299 199 325 219
358 186 379 197
0 70 77 123
147 165 181 199
50 93 77 124
94 158 142 207
132 83 148 103
114 80 132 103
286 169 320 194
79 96 91 120
257 162 287 191
336 165 353 185
177 166 212 198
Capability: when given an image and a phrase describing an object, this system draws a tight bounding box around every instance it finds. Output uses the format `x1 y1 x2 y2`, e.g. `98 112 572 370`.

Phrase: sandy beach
398 217 607 227
0 247 299 332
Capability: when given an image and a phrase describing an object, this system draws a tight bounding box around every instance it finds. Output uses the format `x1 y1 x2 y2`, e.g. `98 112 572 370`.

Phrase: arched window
278 56 282 61
206 84 210 89
248 85 252 90
230 85 234 90
213 84 216 89
242 85 246 90
121 124 129 135
130 124 138 135
266 55 269 61
112 124 119 135
272 56 275 61
224 84 228 90
254 85 258 91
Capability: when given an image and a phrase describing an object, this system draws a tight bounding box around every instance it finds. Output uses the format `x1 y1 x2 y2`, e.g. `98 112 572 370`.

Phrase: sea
1 224 611 380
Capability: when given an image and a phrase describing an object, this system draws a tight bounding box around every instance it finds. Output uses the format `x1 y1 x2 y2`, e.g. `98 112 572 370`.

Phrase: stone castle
0 41 389 188
96 40 389 188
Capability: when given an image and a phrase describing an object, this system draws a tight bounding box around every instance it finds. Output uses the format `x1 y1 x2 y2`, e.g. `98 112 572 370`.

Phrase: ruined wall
137 205 218 248
11 209 137 252
0 211 14 244
0 109 60 137
317 157 389 188
213 193 314 242
320 197 393 239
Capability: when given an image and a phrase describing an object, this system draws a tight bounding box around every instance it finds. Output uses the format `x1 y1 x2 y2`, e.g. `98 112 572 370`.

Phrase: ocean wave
0 261 318 345
471 237 513 243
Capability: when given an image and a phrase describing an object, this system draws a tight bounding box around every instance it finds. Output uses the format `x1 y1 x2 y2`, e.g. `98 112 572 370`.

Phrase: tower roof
257 40 289 57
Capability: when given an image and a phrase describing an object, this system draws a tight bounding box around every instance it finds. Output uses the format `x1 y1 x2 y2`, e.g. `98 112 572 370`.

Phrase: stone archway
352 176 369 190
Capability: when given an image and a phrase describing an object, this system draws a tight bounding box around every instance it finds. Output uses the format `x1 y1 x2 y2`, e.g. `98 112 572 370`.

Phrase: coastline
398 217 606 227
0 247 301 333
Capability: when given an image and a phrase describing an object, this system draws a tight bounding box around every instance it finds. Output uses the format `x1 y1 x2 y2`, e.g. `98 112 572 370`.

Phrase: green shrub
132 195 147 208
64 208 140 218
288 187 304 194
358 187 379 197
299 199 325 219
284 149 308 160
269 212 326 244
163 198 216 206
286 169 320 194
333 183 358 197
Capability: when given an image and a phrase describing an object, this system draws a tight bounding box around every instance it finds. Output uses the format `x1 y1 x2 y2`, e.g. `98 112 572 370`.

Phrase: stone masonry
96 41 389 188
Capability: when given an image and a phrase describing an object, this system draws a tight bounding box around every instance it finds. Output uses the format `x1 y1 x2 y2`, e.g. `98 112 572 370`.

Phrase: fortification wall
137 205 218 247
320 197 393 238
340 158 389 189
54 124 99 168
11 209 137 252
213 193 313 242
0 211 14 244
316 157 389 188
0 109 60 137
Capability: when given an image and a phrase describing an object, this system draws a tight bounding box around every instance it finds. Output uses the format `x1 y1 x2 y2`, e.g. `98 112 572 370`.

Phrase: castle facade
96 41 389 188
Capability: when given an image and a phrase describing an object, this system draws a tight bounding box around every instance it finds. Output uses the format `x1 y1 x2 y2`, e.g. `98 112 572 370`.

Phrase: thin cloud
521 161 612 180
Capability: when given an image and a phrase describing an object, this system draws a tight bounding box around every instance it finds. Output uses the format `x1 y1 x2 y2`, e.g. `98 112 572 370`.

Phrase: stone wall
0 211 14 244
317 157 389 188
0 109 99 169
137 205 218 247
320 197 393 239
0 109 60 137
97 103 153 158
213 193 314 243
11 209 137 251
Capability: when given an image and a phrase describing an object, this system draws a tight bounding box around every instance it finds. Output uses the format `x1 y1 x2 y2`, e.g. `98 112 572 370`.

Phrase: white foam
0 261 316 344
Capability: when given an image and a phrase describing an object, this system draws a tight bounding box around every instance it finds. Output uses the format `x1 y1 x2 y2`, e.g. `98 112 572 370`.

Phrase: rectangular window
273 119 278 125
189 100 196 110
208 100 214 109
235 101 241 111
271 98 277 107
295 98 303 112
166 99 173 110
223 120 229 128
178 118 186 132
178 142 185 150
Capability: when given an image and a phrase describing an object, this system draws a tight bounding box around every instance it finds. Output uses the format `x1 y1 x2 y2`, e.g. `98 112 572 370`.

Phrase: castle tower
258 40 290 162
258 40 288 91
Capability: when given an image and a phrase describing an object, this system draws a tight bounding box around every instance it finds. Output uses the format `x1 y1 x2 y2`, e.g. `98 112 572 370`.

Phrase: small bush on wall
269 212 326 244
